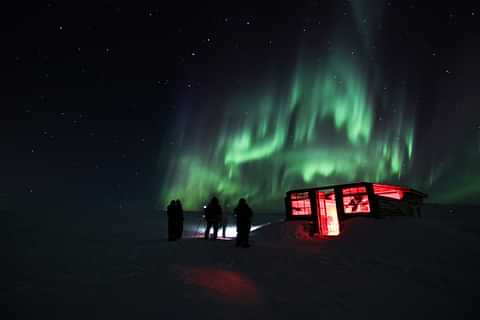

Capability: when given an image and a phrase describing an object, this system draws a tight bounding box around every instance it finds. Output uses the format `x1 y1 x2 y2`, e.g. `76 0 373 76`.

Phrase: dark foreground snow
3 204 480 319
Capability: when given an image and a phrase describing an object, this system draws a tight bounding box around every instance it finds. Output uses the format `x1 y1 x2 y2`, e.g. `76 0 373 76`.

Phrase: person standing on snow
167 200 177 241
175 199 184 239
234 198 253 248
204 197 222 240
221 209 229 238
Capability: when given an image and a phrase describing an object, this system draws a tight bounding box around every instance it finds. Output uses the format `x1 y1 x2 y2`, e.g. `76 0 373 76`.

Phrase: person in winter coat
204 197 222 240
234 198 253 248
221 210 229 238
167 200 177 241
175 199 184 239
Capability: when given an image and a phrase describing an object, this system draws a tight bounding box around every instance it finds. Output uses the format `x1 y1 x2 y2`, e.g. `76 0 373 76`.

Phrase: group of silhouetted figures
167 197 253 248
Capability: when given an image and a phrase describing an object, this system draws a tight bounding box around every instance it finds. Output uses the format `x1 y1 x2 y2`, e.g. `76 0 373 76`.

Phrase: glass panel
343 194 370 213
291 192 312 216
316 190 340 236
342 186 367 195
373 183 404 200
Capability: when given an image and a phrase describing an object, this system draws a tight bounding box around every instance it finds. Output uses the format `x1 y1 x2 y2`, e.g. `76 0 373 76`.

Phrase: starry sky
2 1 479 212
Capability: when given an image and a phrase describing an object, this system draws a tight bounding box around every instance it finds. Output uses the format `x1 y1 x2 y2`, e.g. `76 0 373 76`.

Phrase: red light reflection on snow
176 266 259 304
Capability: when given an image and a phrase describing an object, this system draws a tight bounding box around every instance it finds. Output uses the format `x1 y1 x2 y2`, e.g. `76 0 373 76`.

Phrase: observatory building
285 182 427 236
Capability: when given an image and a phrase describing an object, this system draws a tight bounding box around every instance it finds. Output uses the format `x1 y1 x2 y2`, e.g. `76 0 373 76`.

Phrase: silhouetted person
175 199 184 239
234 198 253 248
221 211 229 238
204 197 222 240
167 200 177 241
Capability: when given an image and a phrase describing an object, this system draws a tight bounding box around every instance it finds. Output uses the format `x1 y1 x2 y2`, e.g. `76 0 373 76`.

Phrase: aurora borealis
4 1 479 211
5 2 480 318
161 56 416 210
160 1 480 211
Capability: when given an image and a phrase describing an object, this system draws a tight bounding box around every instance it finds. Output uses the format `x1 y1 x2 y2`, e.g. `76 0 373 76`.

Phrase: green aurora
159 2 479 211
160 49 419 210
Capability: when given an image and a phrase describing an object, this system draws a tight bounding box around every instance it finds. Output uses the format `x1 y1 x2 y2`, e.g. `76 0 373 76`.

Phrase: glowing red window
341 186 370 214
342 186 367 195
373 183 405 200
316 191 340 236
343 194 370 213
291 192 312 216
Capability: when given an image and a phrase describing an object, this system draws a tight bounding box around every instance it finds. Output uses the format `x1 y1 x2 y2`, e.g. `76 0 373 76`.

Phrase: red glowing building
285 182 427 236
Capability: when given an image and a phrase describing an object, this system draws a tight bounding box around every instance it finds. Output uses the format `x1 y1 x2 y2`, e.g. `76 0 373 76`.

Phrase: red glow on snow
291 192 312 216
373 183 405 200
176 266 259 304
316 191 340 236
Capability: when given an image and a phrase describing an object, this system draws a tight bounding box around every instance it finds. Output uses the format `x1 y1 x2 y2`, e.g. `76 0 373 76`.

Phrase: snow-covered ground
3 204 480 319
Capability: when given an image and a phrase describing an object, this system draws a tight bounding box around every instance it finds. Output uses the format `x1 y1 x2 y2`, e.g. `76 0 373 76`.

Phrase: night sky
2 1 479 212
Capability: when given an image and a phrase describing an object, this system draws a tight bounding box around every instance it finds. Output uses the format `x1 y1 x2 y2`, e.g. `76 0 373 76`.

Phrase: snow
3 204 480 319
